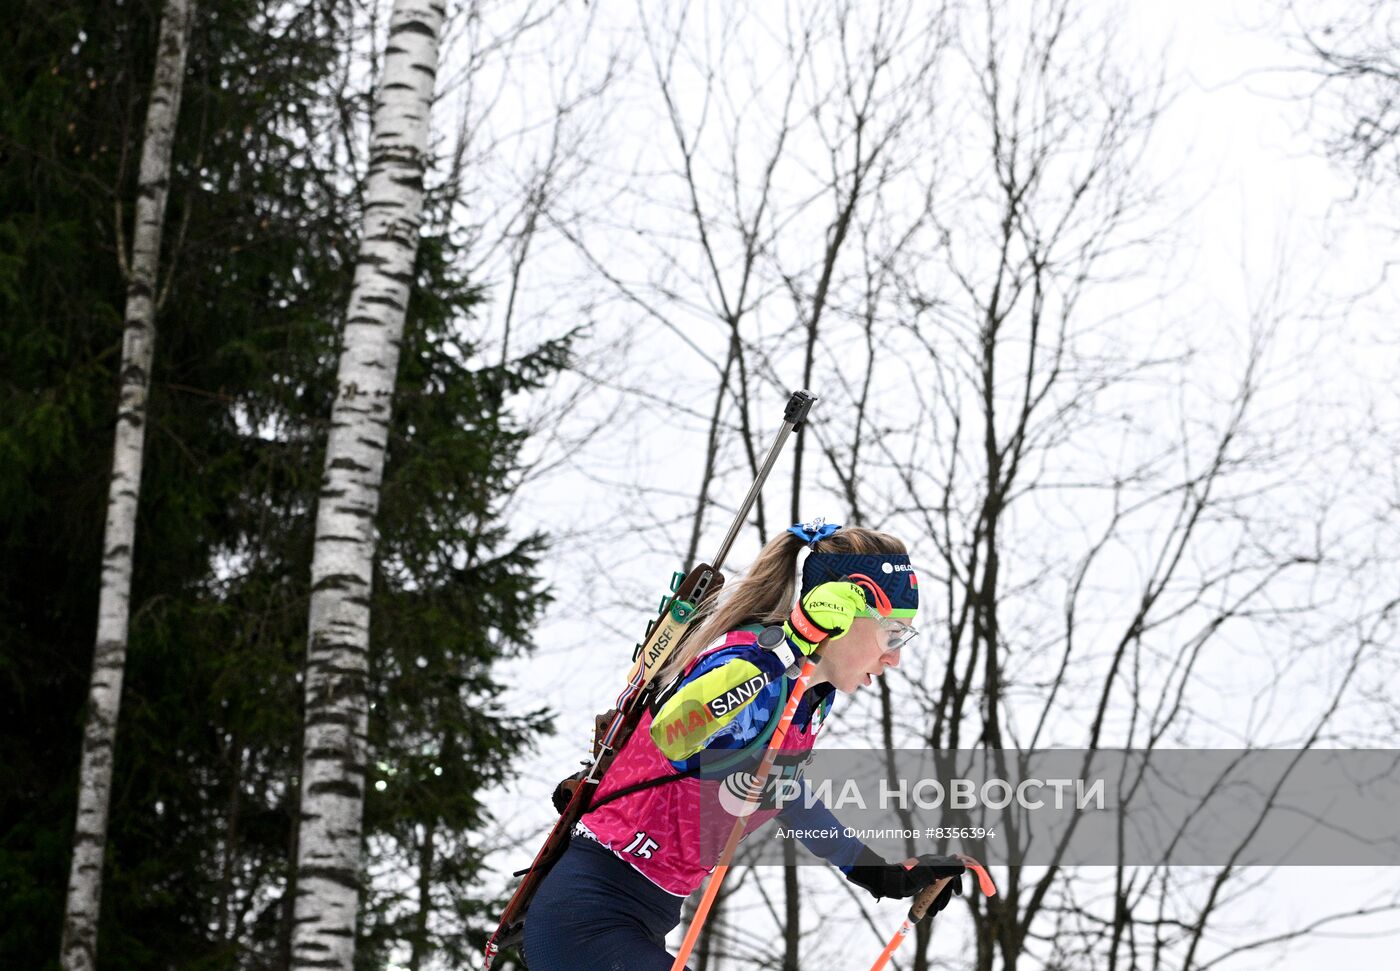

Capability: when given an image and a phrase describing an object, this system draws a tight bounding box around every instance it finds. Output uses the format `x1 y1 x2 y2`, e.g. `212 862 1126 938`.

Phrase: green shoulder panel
650 657 770 761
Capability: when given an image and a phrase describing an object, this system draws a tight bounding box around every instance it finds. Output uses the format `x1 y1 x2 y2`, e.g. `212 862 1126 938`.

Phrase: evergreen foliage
0 2 565 966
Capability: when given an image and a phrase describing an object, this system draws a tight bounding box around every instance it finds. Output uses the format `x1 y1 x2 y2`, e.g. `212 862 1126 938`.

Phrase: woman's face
820 616 906 694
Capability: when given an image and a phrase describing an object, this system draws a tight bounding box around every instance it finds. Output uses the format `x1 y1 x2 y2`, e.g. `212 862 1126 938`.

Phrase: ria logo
717 760 807 818
717 772 765 818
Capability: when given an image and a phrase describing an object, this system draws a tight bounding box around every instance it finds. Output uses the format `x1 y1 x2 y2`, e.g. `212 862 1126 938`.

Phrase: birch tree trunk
59 3 195 968
289 3 444 968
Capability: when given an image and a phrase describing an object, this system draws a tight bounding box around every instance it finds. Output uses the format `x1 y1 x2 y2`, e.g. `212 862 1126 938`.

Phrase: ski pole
669 654 821 971
867 854 998 971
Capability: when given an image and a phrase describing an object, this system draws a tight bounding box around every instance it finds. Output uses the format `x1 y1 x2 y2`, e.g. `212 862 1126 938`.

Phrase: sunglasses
873 615 919 652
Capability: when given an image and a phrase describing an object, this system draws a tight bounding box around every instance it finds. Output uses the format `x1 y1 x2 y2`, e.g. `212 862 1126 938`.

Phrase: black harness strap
585 764 705 813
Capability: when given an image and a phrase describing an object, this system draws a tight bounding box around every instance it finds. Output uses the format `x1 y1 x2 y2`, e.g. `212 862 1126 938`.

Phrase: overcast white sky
426 1 1400 967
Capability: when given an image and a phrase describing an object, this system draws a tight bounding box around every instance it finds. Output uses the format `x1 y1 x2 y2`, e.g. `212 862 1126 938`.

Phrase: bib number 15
621 831 660 859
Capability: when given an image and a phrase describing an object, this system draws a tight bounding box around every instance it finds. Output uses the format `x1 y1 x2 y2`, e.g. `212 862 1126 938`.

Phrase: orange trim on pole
866 854 997 971
669 656 819 971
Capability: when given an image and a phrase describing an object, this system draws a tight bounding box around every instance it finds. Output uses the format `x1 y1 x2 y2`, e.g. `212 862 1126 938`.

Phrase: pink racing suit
576 628 856 896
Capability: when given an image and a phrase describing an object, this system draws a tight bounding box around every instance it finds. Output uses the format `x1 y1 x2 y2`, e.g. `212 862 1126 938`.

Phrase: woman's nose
882 647 901 669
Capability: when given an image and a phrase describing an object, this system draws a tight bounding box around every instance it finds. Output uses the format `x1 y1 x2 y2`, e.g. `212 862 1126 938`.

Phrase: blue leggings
523 835 692 971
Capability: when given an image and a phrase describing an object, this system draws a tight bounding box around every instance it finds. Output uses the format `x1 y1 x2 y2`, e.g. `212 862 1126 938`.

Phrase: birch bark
59 2 194 968
289 3 444 968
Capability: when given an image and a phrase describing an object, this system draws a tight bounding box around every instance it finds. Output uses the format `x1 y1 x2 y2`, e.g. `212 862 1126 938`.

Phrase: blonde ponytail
653 525 908 687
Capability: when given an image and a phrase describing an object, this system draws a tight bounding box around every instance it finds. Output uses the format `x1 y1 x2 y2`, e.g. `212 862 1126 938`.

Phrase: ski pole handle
866 855 996 971
899 852 1000 922
909 875 954 922
909 853 997 897
900 851 997 921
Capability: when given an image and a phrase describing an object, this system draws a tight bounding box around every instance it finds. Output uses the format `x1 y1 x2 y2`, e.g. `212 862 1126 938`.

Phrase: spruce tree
1 2 566 966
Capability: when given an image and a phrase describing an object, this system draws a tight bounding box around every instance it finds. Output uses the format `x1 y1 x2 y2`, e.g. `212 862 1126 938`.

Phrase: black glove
845 847 966 904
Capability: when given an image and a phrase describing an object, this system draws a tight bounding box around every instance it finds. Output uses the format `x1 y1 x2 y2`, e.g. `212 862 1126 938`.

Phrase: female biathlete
524 522 967 970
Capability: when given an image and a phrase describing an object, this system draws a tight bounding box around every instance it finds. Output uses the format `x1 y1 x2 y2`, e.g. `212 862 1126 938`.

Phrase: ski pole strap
962 857 997 896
